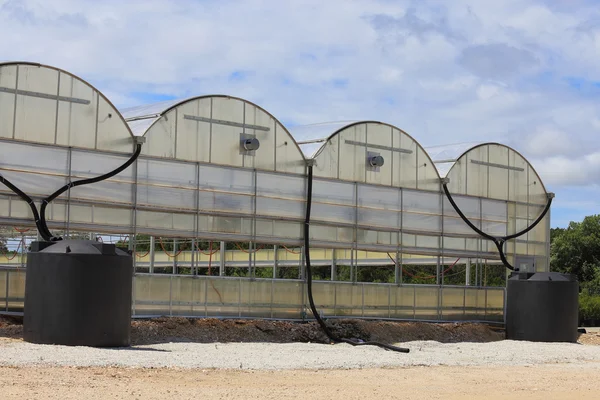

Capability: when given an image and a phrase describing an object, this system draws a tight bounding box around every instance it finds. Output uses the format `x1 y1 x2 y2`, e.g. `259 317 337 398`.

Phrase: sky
1 0 599 228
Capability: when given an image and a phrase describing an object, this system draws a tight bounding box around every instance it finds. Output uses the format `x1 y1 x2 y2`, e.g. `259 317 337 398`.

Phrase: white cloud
476 84 502 100
519 126 578 158
532 151 600 186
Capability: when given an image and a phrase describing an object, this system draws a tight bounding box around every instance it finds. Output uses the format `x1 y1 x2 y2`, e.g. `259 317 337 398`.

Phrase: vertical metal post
20 234 25 269
131 274 136 316
353 182 358 284
130 139 141 270
361 284 365 317
65 147 72 237
251 168 258 278
394 249 400 284
194 162 200 274
149 236 155 274
484 287 488 319
413 285 416 319
5 271 9 311
438 183 443 321
248 242 253 278
172 239 178 275
436 256 441 286
273 245 278 279
299 246 305 281
466 258 471 286
478 197 483 287
399 250 403 285
331 249 337 281
169 276 173 316
399 188 404 285
350 249 355 283
219 241 225 277
546 205 551 272
191 239 196 275
388 285 392 318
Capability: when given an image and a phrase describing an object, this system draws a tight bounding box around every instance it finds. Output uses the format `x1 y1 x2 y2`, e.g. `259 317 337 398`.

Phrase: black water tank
506 271 579 343
23 240 133 347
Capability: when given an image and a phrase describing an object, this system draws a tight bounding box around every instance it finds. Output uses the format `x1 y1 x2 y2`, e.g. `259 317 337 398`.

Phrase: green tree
550 215 600 284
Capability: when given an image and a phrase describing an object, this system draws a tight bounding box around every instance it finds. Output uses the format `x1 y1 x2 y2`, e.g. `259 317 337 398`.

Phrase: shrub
579 294 600 325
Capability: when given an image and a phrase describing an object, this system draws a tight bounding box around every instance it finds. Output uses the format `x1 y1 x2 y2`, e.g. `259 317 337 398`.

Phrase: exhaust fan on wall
368 154 384 167
240 133 260 155
242 137 260 151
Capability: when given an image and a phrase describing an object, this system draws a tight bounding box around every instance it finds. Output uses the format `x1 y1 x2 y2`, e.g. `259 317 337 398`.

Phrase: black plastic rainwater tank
506 271 579 343
23 240 133 347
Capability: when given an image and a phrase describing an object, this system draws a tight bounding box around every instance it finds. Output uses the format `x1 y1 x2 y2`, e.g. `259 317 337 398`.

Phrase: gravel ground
1 339 600 370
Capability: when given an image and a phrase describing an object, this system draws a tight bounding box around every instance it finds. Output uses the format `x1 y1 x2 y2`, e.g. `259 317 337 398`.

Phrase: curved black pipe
442 182 553 271
0 175 49 240
304 165 409 353
39 143 143 241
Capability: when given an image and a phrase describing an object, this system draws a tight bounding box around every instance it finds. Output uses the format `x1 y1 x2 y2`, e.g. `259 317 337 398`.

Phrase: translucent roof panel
121 98 184 121
425 142 484 177
127 117 157 137
0 62 134 153
293 120 440 190
120 95 306 174
425 142 483 163
289 121 359 158
443 142 548 205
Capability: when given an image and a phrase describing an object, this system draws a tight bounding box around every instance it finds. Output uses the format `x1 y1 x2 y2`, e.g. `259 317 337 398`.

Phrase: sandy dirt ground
1 316 599 399
1 363 599 400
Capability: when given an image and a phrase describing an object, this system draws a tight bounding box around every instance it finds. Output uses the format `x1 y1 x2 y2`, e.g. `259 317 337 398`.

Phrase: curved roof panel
120 95 306 173
0 61 134 153
290 120 440 190
440 142 548 204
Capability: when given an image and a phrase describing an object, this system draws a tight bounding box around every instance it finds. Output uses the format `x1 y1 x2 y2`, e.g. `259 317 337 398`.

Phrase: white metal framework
0 62 550 322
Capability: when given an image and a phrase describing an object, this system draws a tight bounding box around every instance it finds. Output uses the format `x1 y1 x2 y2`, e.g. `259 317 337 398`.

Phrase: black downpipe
304 165 410 353
442 182 552 271
39 143 143 241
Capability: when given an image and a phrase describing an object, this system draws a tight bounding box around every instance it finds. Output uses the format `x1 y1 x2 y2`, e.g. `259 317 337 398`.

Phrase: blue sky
1 0 600 228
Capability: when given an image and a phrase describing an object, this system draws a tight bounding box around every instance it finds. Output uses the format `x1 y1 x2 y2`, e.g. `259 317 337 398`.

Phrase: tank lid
509 271 577 282
30 240 131 256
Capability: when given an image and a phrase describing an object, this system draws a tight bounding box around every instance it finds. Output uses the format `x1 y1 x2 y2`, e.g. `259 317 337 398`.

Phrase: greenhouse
0 61 552 322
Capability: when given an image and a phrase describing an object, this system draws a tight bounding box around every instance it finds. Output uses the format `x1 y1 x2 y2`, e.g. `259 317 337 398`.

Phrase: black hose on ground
303 165 410 353
39 143 143 241
0 175 47 240
442 181 553 271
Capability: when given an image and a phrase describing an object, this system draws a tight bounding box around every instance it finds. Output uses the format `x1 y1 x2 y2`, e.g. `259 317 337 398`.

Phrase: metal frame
0 86 91 105
0 267 505 323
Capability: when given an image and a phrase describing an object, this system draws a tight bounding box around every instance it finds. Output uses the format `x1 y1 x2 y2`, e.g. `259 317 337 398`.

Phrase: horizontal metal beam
0 86 91 105
470 159 524 172
345 140 413 154
297 138 327 145
184 114 270 131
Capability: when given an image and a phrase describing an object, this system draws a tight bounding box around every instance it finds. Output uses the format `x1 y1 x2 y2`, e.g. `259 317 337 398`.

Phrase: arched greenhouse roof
0 61 134 153
426 142 548 205
289 120 440 190
120 95 306 174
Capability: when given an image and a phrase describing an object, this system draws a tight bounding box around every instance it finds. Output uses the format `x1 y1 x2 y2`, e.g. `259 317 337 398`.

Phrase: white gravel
1 340 600 370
